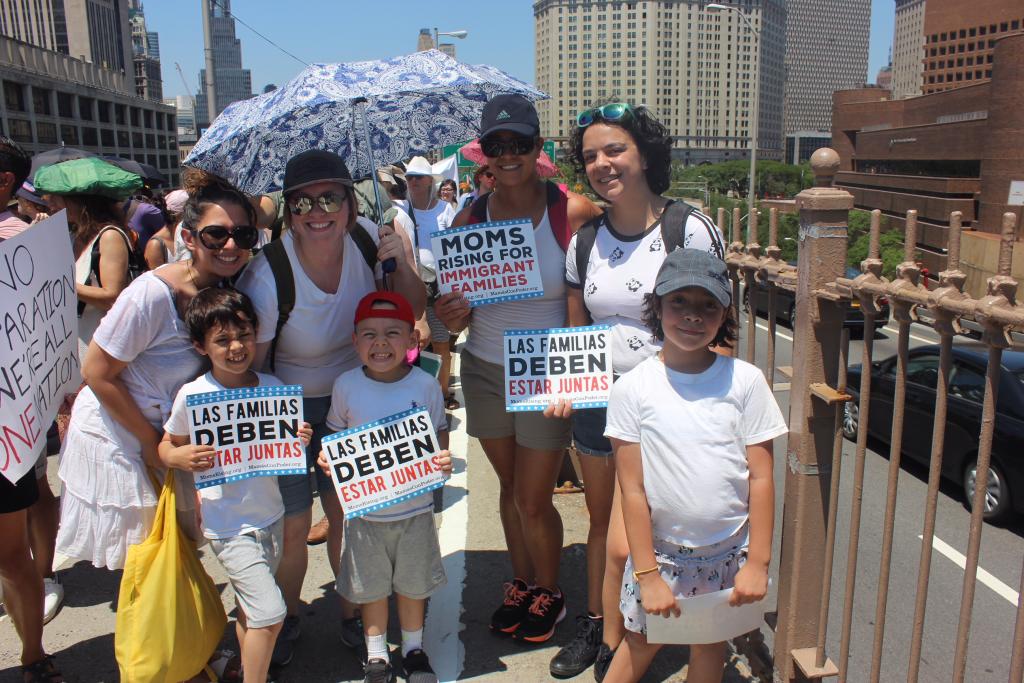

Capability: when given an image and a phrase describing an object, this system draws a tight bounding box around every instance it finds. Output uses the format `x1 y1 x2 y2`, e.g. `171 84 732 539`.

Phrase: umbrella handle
354 97 397 278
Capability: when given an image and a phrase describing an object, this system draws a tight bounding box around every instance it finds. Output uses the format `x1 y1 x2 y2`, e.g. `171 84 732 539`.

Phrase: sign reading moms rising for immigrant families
321 407 445 520
503 325 613 412
0 214 79 484
186 384 306 489
431 219 543 307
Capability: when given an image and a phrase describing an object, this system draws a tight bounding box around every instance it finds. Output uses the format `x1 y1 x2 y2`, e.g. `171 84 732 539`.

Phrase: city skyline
143 0 896 102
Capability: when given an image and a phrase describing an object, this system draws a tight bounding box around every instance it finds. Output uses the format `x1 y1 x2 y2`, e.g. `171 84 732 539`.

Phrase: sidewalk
0 352 762 682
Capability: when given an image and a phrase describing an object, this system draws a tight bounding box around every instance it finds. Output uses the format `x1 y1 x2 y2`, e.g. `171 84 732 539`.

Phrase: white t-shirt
406 200 456 271
605 354 787 547
236 218 382 397
463 208 567 365
92 270 205 425
566 207 726 375
325 366 447 522
164 371 286 540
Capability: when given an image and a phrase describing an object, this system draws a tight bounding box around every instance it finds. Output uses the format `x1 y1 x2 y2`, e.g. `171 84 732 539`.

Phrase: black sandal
21 655 62 683
445 393 460 410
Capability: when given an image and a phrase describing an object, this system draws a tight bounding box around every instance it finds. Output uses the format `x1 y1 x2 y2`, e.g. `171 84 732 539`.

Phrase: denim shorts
210 518 286 628
278 395 334 516
572 406 613 457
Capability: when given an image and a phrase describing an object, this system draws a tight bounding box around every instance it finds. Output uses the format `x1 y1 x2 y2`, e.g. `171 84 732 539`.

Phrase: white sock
401 628 423 657
366 633 388 662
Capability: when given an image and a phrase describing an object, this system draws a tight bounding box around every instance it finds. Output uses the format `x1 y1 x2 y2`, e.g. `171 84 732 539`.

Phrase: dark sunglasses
482 171 495 178
576 102 632 128
480 136 538 158
287 191 347 216
196 224 260 250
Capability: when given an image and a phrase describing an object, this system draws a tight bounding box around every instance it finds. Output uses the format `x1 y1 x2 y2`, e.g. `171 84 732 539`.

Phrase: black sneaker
342 614 368 662
593 643 615 683
549 615 603 677
401 648 437 683
514 585 566 643
490 578 532 634
363 658 395 683
270 614 300 666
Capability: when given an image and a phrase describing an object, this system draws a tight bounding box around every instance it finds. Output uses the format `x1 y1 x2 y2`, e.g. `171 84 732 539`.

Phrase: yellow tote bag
115 470 226 682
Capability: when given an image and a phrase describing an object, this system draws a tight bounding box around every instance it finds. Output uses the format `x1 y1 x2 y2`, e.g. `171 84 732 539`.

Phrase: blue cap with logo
654 248 732 308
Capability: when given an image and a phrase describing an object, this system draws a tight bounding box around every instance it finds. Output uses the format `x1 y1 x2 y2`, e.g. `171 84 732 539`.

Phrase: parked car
843 344 1024 523
744 266 890 330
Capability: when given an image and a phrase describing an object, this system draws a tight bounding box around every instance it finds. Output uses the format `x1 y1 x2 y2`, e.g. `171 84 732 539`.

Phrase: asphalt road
2 318 1020 682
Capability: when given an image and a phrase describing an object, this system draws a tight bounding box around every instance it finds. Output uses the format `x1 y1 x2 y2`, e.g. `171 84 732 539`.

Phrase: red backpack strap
546 181 571 252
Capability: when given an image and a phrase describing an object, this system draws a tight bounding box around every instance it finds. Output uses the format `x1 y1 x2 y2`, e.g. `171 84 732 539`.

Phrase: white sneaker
42 577 63 624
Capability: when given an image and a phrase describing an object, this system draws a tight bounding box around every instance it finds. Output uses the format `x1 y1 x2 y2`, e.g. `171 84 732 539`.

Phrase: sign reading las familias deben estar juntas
431 218 543 306
503 325 613 412
0 214 79 485
321 407 445 520
186 384 306 489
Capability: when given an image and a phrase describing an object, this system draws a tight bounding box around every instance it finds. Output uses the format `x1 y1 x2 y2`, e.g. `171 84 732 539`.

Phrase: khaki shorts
210 519 286 629
336 512 446 604
460 350 572 451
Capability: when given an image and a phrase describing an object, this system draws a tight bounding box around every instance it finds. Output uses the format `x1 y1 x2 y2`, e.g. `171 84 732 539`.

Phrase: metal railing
720 148 1024 682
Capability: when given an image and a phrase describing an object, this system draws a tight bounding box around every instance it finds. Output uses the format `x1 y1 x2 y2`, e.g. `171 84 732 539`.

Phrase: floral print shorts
621 524 748 635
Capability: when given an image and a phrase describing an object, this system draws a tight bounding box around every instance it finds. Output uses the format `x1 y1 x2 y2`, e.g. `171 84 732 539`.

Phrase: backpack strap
546 181 572 252
78 226 137 316
467 192 490 225
573 214 602 294
261 239 295 373
660 201 696 253
348 222 379 273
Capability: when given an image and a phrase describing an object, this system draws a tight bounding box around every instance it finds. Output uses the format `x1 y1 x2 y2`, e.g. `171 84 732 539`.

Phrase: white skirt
56 388 196 570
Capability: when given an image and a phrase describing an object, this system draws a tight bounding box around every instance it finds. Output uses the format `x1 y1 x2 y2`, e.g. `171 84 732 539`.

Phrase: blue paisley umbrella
184 50 547 195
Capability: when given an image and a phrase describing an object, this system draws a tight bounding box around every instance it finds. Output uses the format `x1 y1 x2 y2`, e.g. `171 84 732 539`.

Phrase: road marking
754 322 794 342
425 357 468 683
918 534 1020 606
884 325 938 345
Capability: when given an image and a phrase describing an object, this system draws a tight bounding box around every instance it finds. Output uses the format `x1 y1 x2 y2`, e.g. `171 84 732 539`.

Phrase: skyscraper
892 0 926 98
782 0 870 135
129 1 162 101
0 0 69 54
65 0 133 77
195 0 252 128
534 0 786 164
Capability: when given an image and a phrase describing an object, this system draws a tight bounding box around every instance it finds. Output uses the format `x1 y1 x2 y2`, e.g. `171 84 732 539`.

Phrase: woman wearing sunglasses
55 170 257 571
235 149 423 667
436 94 600 645
548 102 725 681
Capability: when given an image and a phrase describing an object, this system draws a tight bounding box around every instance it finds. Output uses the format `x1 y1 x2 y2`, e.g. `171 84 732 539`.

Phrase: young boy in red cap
318 291 452 683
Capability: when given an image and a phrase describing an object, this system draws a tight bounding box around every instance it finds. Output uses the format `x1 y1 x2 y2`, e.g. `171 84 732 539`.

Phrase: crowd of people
0 92 786 683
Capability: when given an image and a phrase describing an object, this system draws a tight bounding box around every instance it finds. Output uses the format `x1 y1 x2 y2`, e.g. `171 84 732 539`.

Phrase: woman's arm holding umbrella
377 221 426 317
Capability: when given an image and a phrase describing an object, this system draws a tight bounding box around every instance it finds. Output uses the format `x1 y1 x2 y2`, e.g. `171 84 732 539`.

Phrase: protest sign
431 218 543 306
504 325 613 412
321 407 445 520
0 214 78 484
186 384 306 489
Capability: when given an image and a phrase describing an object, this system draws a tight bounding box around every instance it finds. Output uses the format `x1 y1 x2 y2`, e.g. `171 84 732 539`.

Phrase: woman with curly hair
55 170 258 571
547 102 726 680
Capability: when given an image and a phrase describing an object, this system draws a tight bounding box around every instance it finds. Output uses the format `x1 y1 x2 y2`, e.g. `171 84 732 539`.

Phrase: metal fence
721 148 1024 682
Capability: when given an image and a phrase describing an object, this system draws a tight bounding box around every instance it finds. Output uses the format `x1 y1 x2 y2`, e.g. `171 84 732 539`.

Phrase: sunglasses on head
576 102 632 128
287 191 347 216
479 135 538 159
196 224 260 250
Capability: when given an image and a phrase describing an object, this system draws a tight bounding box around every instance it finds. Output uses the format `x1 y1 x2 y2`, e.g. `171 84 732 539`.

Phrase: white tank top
463 208 567 365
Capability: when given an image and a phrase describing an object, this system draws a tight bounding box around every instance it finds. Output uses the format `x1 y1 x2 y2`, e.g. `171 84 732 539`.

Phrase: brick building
831 32 1023 296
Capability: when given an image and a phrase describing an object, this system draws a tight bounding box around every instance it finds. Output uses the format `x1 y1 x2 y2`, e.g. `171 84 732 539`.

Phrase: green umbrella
34 157 143 199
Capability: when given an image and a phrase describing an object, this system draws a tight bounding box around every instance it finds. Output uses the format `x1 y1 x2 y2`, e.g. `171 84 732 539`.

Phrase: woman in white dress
56 172 258 570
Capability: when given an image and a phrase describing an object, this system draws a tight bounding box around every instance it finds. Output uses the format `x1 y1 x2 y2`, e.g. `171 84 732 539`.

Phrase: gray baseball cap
654 248 732 307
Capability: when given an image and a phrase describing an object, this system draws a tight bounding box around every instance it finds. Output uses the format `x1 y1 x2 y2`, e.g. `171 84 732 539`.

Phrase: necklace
186 259 199 289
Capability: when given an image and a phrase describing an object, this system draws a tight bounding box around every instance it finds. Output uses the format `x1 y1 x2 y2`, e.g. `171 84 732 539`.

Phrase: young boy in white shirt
161 288 312 683
318 291 452 683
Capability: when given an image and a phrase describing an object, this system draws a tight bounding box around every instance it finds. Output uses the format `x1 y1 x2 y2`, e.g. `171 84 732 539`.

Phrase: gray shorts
210 518 286 629
336 512 446 604
460 350 571 451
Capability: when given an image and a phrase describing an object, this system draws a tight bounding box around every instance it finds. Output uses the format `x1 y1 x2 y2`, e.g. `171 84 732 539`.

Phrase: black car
744 266 891 330
843 344 1024 522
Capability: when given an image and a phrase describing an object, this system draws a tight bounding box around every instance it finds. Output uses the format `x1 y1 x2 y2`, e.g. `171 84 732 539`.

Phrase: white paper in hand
645 583 770 645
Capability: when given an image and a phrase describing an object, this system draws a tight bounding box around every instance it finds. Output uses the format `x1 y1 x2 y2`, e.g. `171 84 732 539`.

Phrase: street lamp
705 3 760 244
434 28 469 53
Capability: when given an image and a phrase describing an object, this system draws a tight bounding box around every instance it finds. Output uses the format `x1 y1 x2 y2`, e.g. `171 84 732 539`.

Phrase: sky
148 0 895 101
